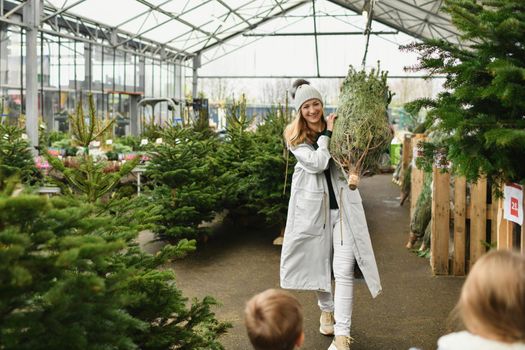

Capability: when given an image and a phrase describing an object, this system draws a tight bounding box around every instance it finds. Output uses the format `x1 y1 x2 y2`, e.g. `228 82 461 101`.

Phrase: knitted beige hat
291 79 323 111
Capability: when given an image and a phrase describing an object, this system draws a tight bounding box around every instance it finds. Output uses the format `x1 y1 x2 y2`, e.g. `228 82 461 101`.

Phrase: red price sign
510 197 519 217
504 183 523 225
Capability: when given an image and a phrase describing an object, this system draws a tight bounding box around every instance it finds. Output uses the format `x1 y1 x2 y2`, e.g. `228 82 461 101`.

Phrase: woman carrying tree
280 79 382 350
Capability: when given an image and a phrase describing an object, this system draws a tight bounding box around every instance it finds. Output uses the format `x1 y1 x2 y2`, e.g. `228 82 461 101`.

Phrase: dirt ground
141 174 465 350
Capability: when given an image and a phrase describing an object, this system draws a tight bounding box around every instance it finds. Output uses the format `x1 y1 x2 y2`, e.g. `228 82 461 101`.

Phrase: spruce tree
402 0 525 185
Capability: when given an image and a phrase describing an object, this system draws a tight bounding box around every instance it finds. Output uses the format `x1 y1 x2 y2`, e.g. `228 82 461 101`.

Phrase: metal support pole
129 94 139 136
84 42 92 91
192 54 200 99
312 0 320 77
175 60 183 124
24 0 41 155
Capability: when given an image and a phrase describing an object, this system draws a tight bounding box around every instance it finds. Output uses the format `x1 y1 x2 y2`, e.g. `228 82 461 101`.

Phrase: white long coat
280 134 382 298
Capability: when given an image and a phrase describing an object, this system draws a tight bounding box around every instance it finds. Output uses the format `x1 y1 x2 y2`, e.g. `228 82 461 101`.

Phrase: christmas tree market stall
1 0 524 349
397 0 525 275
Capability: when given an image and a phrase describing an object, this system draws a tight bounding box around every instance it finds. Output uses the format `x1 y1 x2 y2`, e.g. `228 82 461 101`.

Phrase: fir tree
0 178 230 349
248 101 295 230
44 151 140 202
146 126 222 240
69 93 115 152
216 94 258 214
0 124 40 186
402 0 525 185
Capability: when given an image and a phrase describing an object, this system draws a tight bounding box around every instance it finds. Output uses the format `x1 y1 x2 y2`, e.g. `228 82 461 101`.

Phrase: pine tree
402 0 525 185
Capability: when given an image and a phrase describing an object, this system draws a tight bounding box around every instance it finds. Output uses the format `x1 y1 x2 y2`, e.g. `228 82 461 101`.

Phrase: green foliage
248 101 296 227
117 135 142 151
44 152 140 203
141 124 163 142
146 126 221 240
69 93 115 150
216 95 258 213
0 124 39 185
401 0 525 185
332 64 393 178
112 142 133 154
410 172 432 238
0 179 230 350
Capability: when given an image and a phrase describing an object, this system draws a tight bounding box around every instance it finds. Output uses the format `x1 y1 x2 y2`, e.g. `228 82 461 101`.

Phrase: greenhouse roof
5 0 459 65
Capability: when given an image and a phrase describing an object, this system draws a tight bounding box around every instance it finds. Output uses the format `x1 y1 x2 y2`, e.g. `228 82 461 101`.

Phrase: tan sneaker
319 311 334 335
327 335 353 350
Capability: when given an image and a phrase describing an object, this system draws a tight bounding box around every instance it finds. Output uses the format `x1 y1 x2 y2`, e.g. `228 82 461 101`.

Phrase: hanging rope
361 0 376 68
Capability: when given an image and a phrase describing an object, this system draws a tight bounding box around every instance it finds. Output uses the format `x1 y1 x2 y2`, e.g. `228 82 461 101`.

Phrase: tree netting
332 64 393 189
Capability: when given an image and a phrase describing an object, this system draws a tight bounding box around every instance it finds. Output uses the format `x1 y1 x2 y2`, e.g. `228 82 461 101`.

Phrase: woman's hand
326 113 337 131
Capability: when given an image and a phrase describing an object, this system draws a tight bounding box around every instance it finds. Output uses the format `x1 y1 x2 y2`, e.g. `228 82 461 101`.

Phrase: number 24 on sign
504 183 523 225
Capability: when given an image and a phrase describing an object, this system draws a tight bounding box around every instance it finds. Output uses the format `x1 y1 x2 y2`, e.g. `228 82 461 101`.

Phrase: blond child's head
244 288 304 350
458 250 525 343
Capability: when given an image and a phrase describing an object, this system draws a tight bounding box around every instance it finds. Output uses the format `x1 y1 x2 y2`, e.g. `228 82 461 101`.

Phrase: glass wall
0 23 184 135
0 26 24 125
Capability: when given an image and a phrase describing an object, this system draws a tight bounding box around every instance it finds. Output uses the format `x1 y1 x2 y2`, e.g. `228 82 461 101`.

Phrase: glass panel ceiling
45 0 309 54
41 0 459 68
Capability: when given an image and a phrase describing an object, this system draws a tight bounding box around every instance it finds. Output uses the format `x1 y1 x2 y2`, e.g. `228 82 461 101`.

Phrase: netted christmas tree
332 64 393 189
402 0 525 186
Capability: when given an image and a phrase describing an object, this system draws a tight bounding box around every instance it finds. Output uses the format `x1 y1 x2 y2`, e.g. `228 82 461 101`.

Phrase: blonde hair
244 289 303 350
283 110 326 147
458 250 525 343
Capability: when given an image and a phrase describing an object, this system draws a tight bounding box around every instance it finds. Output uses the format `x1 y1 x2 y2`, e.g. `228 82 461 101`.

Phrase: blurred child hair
457 250 525 342
244 288 304 350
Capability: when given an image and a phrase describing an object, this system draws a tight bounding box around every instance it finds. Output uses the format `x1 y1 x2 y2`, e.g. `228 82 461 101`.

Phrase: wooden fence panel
431 167 450 275
521 222 525 254
402 134 412 175
410 134 425 221
426 174 524 276
470 177 487 268
491 192 498 246
453 176 467 275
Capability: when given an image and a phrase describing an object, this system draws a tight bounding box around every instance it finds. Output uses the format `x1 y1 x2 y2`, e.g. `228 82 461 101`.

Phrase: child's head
244 288 304 350
458 250 525 343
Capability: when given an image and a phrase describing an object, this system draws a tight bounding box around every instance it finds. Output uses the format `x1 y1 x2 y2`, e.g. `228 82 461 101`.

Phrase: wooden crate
431 170 524 276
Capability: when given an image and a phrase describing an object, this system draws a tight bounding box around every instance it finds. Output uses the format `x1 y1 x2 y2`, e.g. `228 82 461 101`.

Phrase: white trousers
316 209 356 337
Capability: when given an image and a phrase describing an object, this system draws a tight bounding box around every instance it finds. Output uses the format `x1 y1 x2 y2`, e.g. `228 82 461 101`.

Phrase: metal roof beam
214 0 251 27
115 0 171 28
196 0 310 55
134 0 221 42
39 10 193 57
243 30 398 36
163 0 253 48
3 0 27 18
43 0 86 21
327 0 459 42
